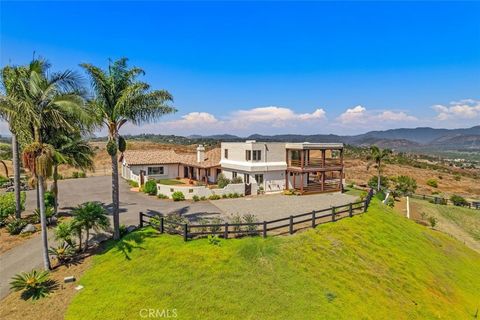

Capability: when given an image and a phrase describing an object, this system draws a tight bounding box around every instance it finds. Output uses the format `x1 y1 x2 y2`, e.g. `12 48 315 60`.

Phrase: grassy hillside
66 200 480 320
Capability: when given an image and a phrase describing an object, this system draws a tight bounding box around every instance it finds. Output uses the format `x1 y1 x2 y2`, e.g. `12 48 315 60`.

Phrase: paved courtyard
212 192 358 221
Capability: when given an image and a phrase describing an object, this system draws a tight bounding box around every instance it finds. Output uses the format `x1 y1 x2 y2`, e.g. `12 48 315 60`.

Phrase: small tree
367 175 389 191
428 216 438 229
366 146 392 192
392 175 417 197
217 173 231 188
143 180 157 195
426 179 438 188
72 202 110 251
450 195 468 207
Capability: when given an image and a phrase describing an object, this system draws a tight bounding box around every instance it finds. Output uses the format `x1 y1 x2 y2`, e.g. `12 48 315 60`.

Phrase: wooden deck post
311 210 316 228
139 212 143 228
263 221 267 238
300 173 304 194
289 215 294 234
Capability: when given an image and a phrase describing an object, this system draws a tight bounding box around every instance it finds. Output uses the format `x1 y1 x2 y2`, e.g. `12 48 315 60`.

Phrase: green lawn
66 201 480 320
157 178 185 185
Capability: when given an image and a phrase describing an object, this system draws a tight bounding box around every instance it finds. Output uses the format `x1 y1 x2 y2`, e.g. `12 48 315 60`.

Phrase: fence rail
410 193 480 209
139 193 373 241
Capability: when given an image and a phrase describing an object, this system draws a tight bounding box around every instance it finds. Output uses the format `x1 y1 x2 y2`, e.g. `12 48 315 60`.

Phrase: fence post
183 223 188 242
289 215 294 234
224 222 229 239
349 203 353 217
139 212 143 228
263 221 267 238
364 199 368 212
311 211 316 228
331 207 336 222
160 217 164 234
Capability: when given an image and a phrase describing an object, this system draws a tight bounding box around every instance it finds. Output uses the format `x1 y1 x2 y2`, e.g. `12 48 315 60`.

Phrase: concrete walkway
0 176 222 300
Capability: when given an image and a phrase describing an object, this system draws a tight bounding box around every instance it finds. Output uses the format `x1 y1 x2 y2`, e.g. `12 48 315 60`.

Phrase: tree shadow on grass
103 228 159 261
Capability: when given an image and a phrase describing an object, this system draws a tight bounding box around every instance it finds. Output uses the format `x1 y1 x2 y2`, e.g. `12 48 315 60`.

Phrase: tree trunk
11 133 22 218
38 175 51 270
377 166 381 192
111 153 120 240
84 229 89 252
36 179 40 211
52 165 59 215
77 229 82 252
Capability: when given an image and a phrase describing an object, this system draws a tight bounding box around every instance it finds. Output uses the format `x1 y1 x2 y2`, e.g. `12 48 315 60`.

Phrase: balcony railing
288 159 342 169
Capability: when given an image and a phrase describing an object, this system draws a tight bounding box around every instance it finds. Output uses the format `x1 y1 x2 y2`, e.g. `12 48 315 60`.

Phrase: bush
0 191 26 224
428 216 438 228
119 224 128 237
172 191 185 201
243 214 258 234
208 234 221 246
209 194 221 200
453 174 461 181
192 195 200 202
385 196 395 208
53 221 76 247
232 192 240 198
78 171 87 178
48 243 76 264
450 195 468 207
208 218 223 233
34 207 55 225
217 174 231 188
231 176 243 184
164 213 188 232
368 175 389 190
10 270 54 300
6 218 27 235
426 179 438 188
44 191 55 209
230 214 243 233
222 194 228 199
157 193 169 199
200 196 207 201
128 180 139 188
375 191 386 201
143 180 158 196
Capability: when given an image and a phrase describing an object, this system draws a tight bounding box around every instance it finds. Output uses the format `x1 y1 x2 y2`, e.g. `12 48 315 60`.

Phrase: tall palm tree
15 59 86 270
366 145 392 192
81 58 175 239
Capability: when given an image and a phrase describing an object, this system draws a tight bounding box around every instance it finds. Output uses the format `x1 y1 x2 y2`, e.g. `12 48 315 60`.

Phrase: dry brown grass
345 158 480 200
0 221 40 255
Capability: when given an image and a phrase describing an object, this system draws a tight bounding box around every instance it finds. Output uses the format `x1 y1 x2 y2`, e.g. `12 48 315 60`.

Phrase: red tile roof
123 148 220 168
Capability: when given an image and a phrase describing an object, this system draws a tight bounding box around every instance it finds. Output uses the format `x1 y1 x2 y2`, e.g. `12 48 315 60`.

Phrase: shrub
164 213 188 232
283 189 295 196
243 214 258 234
0 192 26 224
200 196 207 201
34 207 55 225
426 179 438 188
71 172 79 179
128 180 139 188
78 171 87 178
375 191 386 201
192 195 200 202
228 193 234 198
48 243 76 264
232 192 240 198
428 216 438 228
231 176 243 184
172 191 185 201
53 221 76 247
230 214 243 233
157 193 169 199
208 234 221 246
119 224 128 237
450 194 468 207
453 174 461 181
358 191 368 202
392 175 417 196
367 175 389 190
385 196 395 208
10 270 54 300
208 218 223 233
44 191 55 209
217 174 231 188
222 194 228 199
6 218 27 235
209 194 221 200
143 180 158 196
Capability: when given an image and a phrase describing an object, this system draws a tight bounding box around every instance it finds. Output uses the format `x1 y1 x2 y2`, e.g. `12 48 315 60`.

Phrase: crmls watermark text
139 308 178 318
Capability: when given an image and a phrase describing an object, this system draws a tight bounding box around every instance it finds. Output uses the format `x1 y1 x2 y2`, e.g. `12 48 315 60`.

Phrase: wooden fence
410 193 480 209
139 192 373 241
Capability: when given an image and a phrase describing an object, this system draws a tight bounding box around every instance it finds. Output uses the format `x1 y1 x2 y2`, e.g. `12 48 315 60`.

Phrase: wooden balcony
288 159 343 170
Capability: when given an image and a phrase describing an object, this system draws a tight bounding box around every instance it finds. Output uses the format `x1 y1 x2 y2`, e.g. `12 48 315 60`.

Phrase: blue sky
1 1 480 136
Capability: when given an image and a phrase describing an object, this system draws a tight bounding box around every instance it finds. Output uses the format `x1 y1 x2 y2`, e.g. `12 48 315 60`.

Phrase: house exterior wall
156 182 257 199
121 162 180 180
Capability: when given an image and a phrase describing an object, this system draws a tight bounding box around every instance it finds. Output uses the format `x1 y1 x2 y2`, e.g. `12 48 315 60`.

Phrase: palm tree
81 58 175 239
0 143 12 178
14 59 86 270
366 145 392 192
72 202 110 251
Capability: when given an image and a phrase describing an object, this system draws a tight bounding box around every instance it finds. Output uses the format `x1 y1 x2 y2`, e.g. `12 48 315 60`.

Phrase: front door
245 183 252 196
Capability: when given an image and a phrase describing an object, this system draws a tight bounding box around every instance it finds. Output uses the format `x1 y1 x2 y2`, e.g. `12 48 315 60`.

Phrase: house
121 140 344 195
221 141 344 194
121 146 221 185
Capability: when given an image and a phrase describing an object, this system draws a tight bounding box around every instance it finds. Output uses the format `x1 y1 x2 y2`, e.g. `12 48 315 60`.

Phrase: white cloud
376 111 418 122
337 105 367 124
432 99 480 120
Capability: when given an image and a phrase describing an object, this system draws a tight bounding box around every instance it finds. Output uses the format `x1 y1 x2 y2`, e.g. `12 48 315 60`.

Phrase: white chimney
197 145 205 163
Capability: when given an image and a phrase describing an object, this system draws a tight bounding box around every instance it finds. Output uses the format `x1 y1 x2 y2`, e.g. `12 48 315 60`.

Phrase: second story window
253 150 262 161
246 150 251 161
224 149 228 159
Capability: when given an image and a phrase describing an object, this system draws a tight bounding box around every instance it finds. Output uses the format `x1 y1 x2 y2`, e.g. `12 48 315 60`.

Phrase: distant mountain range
190 126 480 151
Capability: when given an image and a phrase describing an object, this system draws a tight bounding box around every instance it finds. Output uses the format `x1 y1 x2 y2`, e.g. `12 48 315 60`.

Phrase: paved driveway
0 176 222 300
212 192 358 221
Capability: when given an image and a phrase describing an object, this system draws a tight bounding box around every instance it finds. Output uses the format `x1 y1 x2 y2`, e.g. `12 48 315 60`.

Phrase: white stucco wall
156 183 257 199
